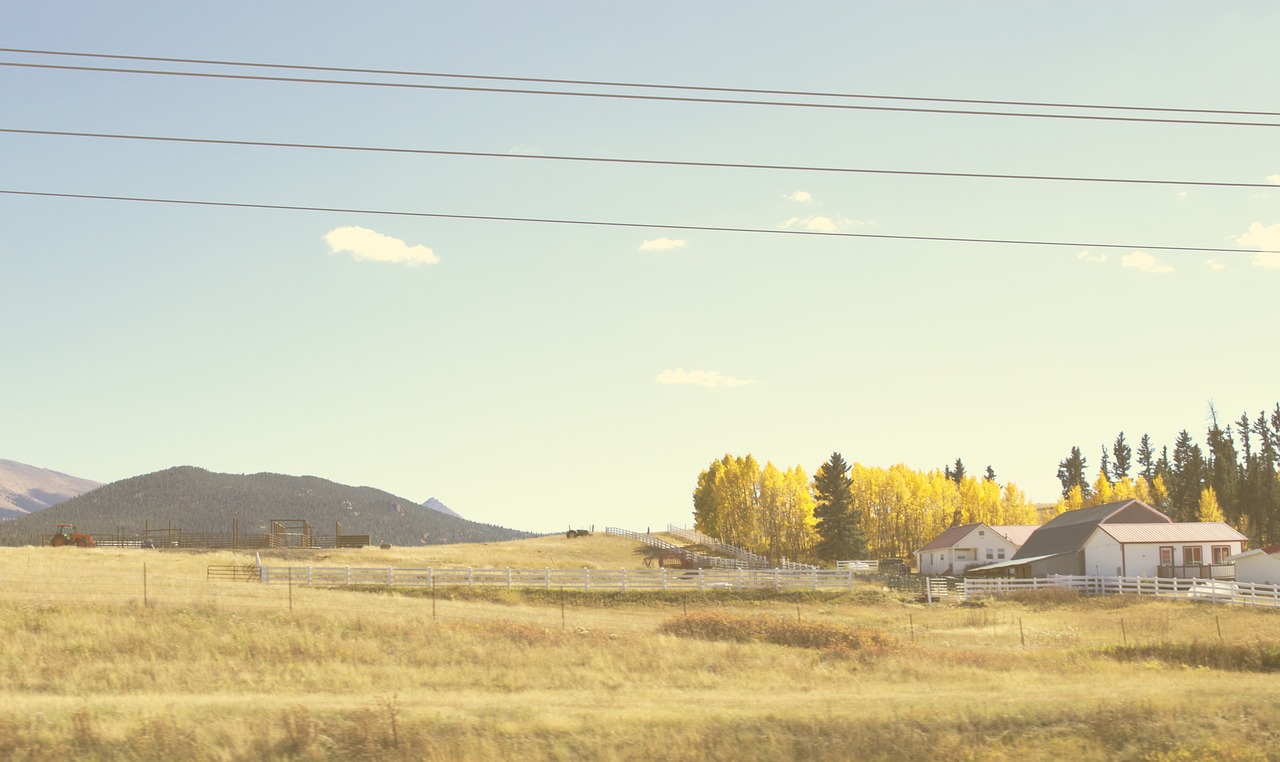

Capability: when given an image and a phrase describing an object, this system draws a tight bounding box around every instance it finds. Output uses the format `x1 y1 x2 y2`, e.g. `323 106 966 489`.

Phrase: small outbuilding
1227 546 1280 586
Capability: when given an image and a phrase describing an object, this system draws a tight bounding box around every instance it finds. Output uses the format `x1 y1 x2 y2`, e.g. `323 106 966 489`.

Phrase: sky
3 2 1278 534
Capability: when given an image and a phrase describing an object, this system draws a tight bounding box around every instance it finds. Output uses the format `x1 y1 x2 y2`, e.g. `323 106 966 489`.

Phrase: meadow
2 534 1279 761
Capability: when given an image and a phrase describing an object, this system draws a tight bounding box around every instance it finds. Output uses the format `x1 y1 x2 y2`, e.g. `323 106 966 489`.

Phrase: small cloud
323 226 439 266
785 190 812 202
656 368 753 388
1266 175 1280 185
1235 221 1280 250
1255 253 1280 269
1233 222 1280 268
1176 191 1189 199
1122 251 1174 274
1205 259 1227 271
639 237 686 251
779 215 871 232
1078 250 1108 263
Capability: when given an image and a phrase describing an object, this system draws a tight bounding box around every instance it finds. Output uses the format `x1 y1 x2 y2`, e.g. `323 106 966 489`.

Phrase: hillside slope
0 459 103 520
0 466 532 546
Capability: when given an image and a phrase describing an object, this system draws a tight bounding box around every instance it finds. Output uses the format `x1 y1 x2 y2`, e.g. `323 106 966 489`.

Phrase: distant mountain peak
422 497 462 518
0 459 103 520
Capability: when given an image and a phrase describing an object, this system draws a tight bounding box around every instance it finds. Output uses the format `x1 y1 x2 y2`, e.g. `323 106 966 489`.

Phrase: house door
1159 546 1173 568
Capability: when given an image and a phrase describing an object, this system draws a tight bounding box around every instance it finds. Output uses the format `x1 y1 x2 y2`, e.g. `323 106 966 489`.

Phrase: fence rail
257 565 862 592
603 527 748 570
961 575 1280 608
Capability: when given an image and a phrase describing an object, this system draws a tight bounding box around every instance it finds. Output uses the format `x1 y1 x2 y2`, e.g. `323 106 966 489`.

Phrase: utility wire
2 127 1274 190
3 189 1273 254
3 60 1280 128
4 47 1279 119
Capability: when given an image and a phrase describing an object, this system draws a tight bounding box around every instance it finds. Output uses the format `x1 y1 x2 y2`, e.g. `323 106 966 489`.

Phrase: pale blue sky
3 3 1278 533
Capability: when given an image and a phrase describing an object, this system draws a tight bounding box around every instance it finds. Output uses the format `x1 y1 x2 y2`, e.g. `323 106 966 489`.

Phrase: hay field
2 535 1279 761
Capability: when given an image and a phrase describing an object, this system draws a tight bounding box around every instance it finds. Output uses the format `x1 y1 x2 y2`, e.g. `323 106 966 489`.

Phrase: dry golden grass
2 540 1280 760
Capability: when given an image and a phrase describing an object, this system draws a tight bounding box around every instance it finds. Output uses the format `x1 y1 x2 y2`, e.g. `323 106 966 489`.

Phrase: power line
4 46 1278 119
3 60 1280 128
3 127 1273 190
3 189 1273 254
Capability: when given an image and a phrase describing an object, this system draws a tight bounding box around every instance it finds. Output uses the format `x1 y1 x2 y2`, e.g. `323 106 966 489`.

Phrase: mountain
0 459 103 520
423 497 462 518
0 466 533 546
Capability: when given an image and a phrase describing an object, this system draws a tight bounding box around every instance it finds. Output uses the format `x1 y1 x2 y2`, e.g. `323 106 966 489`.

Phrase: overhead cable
2 128 1274 190
3 47 1278 119
2 60 1279 128
2 189 1273 254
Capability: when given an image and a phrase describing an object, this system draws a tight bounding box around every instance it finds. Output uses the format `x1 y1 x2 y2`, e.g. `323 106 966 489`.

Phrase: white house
1227 547 1280 585
915 523 1038 575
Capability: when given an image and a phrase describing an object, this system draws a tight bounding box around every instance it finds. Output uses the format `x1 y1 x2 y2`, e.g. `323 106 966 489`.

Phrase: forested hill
1 466 534 546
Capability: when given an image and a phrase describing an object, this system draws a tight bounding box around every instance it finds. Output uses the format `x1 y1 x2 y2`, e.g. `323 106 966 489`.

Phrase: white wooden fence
961 575 1280 609
604 527 749 570
256 565 862 592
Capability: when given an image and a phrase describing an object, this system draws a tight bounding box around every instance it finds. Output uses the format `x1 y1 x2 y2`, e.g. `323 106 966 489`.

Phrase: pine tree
1056 446 1090 500
812 452 865 562
1169 430 1205 522
1112 432 1132 481
1137 434 1155 481
984 465 997 482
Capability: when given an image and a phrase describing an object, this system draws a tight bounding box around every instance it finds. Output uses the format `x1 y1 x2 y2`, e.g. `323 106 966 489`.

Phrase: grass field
3 535 1280 761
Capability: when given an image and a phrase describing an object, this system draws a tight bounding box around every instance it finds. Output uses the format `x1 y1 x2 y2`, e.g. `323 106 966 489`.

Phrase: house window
979 530 985 536
986 548 994 560
1212 546 1230 564
1159 546 1174 567
997 548 1006 559
1183 546 1203 565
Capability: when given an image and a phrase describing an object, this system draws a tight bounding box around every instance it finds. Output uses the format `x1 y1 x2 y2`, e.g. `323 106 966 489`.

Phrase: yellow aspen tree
1089 467 1114 506
1065 484 1086 512
1197 486 1226 523
1111 477 1137 501
999 481 1039 525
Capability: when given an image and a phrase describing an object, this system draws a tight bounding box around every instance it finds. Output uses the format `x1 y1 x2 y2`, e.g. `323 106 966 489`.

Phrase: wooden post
143 562 148 608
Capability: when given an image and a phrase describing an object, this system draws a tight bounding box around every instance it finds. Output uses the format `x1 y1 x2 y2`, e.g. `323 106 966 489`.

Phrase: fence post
506 568 512 590
387 566 393 587
583 567 589 592
661 567 666 591
774 569 780 592
468 567 473 589
848 567 855 592
621 568 627 593
544 567 550 590
345 566 350 586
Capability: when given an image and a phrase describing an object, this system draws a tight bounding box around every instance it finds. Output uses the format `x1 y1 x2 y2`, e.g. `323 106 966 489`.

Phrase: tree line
691 402 1279 565
1054 403 1280 545
692 453 1038 564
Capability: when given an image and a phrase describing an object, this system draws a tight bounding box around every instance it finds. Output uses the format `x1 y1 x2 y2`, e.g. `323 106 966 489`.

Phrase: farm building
968 499 1247 579
1227 547 1280 585
914 523 1038 575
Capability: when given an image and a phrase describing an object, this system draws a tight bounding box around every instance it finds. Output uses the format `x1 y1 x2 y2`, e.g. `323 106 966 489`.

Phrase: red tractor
51 524 95 548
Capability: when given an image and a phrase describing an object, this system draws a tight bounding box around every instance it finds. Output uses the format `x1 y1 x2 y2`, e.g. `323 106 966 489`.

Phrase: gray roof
1012 500 1169 561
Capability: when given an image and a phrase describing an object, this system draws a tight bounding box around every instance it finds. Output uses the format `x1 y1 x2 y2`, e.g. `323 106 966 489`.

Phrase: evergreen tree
1056 446 1090 500
1112 432 1132 481
1099 446 1113 485
944 458 966 485
1169 430 1205 522
1137 434 1155 481
812 452 865 562
984 465 997 482
1205 420 1239 525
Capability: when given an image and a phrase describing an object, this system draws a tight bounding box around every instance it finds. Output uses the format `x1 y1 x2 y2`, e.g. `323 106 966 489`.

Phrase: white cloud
655 368 753 388
1121 251 1174 274
779 215 871 232
1254 252 1280 269
1078 250 1108 263
323 226 439 266
1266 174 1280 185
1205 259 1227 271
1236 222 1280 250
785 190 812 202
639 237 686 251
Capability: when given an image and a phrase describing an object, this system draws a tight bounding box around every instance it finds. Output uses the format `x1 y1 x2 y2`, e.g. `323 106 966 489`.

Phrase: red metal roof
1097 522 1248 544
